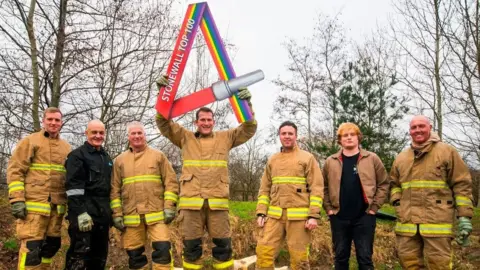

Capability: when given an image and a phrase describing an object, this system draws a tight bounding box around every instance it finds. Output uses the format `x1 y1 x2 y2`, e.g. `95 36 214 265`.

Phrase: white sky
172 0 396 147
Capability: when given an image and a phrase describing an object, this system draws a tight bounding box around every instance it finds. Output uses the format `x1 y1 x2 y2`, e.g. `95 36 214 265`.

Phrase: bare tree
229 132 268 201
272 14 348 145
391 0 452 138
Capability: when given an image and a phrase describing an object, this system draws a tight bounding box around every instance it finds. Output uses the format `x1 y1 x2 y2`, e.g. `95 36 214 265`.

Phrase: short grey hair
126 121 145 134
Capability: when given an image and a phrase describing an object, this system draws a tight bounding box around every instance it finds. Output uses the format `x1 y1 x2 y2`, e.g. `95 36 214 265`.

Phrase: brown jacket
390 137 473 237
156 114 257 211
110 146 179 226
255 147 324 220
322 149 389 214
7 130 71 215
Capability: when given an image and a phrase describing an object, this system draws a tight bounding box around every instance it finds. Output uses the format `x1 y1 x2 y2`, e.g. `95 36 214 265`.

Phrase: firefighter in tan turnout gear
7 107 71 270
255 121 324 270
110 121 179 270
156 76 257 270
390 115 474 269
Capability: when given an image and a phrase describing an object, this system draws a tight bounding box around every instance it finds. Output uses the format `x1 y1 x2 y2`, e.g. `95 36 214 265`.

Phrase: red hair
336 122 362 145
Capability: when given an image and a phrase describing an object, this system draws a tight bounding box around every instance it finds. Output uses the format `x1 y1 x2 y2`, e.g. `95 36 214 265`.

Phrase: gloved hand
237 87 251 101
78 212 94 232
455 217 473 247
113 217 125 232
156 74 169 88
164 209 176 224
11 201 26 219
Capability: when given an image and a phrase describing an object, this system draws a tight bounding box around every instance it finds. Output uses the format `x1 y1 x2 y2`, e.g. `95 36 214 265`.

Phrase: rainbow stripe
197 3 253 122
157 2 253 123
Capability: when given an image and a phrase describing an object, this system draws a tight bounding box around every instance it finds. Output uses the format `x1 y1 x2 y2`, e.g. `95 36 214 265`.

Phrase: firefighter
155 76 257 270
64 119 113 269
7 107 71 270
390 115 474 269
255 121 324 270
323 122 389 270
110 121 179 270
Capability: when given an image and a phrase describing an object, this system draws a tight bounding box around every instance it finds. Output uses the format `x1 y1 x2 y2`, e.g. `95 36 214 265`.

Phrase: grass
229 201 257 221
2 238 18 251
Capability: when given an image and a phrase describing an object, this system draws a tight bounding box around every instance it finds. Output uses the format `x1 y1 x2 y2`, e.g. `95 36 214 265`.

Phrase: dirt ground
0 190 478 269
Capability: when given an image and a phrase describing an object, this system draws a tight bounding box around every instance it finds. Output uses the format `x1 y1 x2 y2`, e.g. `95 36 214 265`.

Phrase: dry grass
0 195 479 269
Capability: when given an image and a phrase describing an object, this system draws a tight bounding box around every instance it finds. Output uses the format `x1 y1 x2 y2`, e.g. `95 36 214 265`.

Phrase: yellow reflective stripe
8 181 25 193
395 223 417 234
419 224 453 235
110 198 122 209
390 187 402 196
179 197 204 208
57 205 66 215
145 211 164 224
41 257 52 264
19 252 26 270
455 196 473 206
401 180 448 189
287 208 309 218
213 259 234 269
272 176 306 184
184 160 227 167
208 199 229 209
267 206 282 217
183 259 203 269
309 196 323 207
30 163 66 173
123 174 161 185
258 195 270 205
25 201 51 214
164 191 179 203
124 215 141 225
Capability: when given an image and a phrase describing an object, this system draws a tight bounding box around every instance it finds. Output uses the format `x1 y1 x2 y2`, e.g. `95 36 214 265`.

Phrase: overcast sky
172 0 396 142
176 0 393 128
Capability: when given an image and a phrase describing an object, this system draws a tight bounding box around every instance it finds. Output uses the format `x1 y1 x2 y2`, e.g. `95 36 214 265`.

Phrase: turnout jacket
110 146 178 226
256 146 324 220
7 130 71 216
390 134 473 237
322 149 389 214
65 142 113 224
156 114 257 211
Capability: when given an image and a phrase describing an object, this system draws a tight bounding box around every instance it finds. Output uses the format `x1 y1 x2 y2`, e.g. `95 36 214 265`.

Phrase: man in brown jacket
255 121 324 270
7 107 71 270
155 76 257 270
390 115 474 269
110 121 179 270
323 122 388 270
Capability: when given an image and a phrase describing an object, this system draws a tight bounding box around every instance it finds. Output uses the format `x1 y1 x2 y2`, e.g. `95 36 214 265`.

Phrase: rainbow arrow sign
155 2 263 123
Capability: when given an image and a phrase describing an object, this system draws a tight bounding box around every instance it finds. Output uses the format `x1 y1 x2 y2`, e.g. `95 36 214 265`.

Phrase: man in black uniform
64 119 113 269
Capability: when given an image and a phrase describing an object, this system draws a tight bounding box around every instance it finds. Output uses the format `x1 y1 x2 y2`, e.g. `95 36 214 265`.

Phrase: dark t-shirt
336 152 367 220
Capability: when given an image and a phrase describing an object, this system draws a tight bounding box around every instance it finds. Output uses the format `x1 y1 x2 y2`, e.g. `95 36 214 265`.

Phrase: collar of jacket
195 131 215 138
331 148 370 161
129 145 149 153
280 145 299 153
84 141 105 153
41 129 59 139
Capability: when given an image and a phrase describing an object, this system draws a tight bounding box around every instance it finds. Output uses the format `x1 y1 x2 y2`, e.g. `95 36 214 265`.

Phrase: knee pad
127 246 148 269
183 238 202 262
212 238 232 261
25 240 43 266
152 241 172 265
40 236 61 259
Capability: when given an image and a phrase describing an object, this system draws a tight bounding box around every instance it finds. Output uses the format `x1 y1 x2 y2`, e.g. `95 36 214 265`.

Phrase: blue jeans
329 213 376 270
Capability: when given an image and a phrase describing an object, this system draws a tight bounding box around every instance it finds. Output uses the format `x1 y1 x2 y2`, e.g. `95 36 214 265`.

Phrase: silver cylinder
211 69 265 100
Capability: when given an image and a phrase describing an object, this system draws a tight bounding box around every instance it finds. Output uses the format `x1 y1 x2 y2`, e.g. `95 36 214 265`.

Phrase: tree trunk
26 0 40 130
51 0 68 107
434 0 443 138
